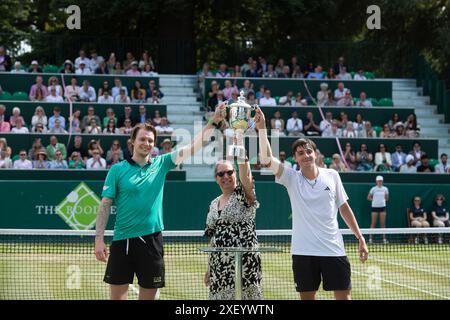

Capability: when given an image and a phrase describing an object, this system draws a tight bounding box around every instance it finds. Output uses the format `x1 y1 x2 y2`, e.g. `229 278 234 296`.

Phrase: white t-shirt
276 167 349 256
369 186 389 208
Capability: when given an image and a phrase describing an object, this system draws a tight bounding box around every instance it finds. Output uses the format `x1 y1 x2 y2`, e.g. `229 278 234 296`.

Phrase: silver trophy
226 90 258 158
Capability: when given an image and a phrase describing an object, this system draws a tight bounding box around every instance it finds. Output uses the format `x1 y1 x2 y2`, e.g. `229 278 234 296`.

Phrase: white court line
370 256 450 279
352 269 450 300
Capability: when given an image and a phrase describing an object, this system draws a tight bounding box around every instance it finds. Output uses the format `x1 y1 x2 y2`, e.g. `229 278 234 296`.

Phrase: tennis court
0 228 449 300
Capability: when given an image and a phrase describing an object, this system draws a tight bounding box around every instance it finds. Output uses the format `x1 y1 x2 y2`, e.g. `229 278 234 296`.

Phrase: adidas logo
324 186 330 191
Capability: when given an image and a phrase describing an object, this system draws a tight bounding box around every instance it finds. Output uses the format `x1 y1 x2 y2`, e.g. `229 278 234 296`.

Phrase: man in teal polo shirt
94 104 226 300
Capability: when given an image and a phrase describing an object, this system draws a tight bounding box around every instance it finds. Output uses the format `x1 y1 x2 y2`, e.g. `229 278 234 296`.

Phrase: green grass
1 241 449 300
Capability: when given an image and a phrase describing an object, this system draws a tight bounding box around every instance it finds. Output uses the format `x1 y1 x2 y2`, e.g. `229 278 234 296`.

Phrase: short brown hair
291 138 317 156
130 122 157 145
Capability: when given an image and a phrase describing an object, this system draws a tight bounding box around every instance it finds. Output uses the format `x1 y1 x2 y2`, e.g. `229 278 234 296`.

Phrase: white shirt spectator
74 57 91 69
13 159 33 169
259 96 277 106
114 94 131 103
98 95 114 104
86 157 107 170
334 88 349 100
354 74 367 80
286 118 303 134
400 164 417 173
336 72 352 80
48 85 63 96
79 86 97 102
155 124 174 134
46 95 64 102
369 186 389 208
75 67 92 75
357 99 373 107
112 86 128 99
90 56 104 71
11 126 29 133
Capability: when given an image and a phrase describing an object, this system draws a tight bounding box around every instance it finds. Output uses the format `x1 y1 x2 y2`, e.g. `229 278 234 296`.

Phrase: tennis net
0 228 449 300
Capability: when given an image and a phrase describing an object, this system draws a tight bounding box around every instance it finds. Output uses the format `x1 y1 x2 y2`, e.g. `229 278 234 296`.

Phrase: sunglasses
216 170 234 178
437 198 444 201
20 153 26 156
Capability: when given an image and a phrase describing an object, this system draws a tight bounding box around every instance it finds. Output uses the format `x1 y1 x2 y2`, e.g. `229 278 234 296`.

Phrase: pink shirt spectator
29 84 48 101
13 159 33 169
0 121 10 132
126 69 141 76
222 86 239 100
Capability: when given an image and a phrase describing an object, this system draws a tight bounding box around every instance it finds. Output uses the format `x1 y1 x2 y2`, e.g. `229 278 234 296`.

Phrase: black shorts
292 255 351 292
372 207 386 213
104 232 165 289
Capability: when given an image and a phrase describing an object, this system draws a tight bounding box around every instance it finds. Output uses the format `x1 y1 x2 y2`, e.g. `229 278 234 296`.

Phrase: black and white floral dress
204 185 262 300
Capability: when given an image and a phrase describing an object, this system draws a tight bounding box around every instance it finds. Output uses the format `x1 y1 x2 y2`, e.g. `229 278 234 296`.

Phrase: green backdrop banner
0 181 448 231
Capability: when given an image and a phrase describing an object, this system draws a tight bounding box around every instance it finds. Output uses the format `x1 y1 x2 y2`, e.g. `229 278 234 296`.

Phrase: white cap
14 61 21 66
31 60 38 65
405 154 414 163
376 175 384 181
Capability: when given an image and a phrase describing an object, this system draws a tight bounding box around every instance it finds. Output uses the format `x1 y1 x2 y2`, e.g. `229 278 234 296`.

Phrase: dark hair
130 122 157 146
420 154 428 161
291 138 317 156
441 153 448 158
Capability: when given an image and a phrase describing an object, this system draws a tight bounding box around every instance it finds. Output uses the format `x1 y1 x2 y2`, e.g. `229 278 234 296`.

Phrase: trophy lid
229 90 252 108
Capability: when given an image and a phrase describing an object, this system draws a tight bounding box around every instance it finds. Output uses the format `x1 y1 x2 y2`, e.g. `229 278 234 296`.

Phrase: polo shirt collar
127 157 152 167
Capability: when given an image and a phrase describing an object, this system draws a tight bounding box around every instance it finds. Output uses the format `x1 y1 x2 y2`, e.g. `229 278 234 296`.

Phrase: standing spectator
48 107 66 130
126 61 141 76
388 113 401 131
33 150 50 169
286 111 304 137
270 110 286 136
13 150 33 169
49 119 68 134
98 90 114 103
303 112 321 136
400 155 417 173
46 136 67 160
11 61 25 73
329 154 347 172
288 55 300 76
417 154 435 172
353 114 366 137
356 144 374 171
435 153 450 174
67 136 88 160
409 141 426 166
28 60 43 73
259 89 276 106
333 56 348 75
139 50 155 70
353 69 367 80
64 77 81 101
31 106 48 131
112 78 128 99
316 83 329 106
9 107 25 128
391 144 407 172
61 60 74 74
49 150 68 169
155 117 174 135
79 80 97 102
11 119 29 133
68 151 86 169
216 63 230 78
81 106 101 131
29 76 48 101
274 58 284 74
367 176 389 244
374 144 392 172
74 49 91 70
0 46 12 71
75 61 92 75
86 148 107 169
356 92 372 107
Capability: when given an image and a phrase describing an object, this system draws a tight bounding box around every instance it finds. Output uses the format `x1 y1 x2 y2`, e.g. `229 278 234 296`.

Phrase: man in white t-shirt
254 107 368 300
367 176 389 244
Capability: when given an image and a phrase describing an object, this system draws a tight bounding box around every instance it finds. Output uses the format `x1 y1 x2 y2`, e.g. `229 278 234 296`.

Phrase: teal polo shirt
101 152 177 241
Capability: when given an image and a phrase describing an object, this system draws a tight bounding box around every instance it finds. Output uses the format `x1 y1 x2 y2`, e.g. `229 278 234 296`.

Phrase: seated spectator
81 106 101 131
75 61 91 75
119 118 133 135
89 49 104 72
118 105 135 127
47 77 62 93
68 151 85 169
291 65 304 78
48 107 66 130
431 195 449 235
241 57 254 75
336 66 352 80
46 86 64 102
356 91 372 107
159 138 173 156
32 123 47 133
0 151 12 168
259 89 276 106
392 122 406 138
343 121 357 138
67 136 88 160
86 148 107 170
278 65 291 78
79 80 96 102
61 60 74 74
136 105 150 124
286 111 304 136
375 143 392 172
49 150 68 169
400 155 417 173
343 143 357 170
364 121 376 138
131 80 146 101
245 61 260 77
216 63 231 78
404 114 420 138
316 83 329 106
338 111 350 129
69 109 82 133
74 49 91 70
64 77 81 101
126 61 141 76
380 124 393 138
146 90 158 104
11 61 25 73
388 113 401 131
222 80 239 100
146 79 164 99
141 63 157 76
13 150 33 169
279 91 295 106
274 58 284 75
319 112 333 136
228 91 239 104
106 140 124 163
98 80 112 98
112 61 124 74
197 62 213 98
391 144 407 172
258 56 268 74
246 91 257 105
0 115 11 132
11 119 29 133
356 144 374 171
46 136 67 160
32 149 50 169
409 141 426 166
48 119 67 134
353 69 367 80
95 60 109 74
114 88 131 103
417 154 435 172
31 106 48 131
307 65 324 79
123 52 137 71
278 151 292 168
353 114 366 137
334 82 349 103
0 138 12 158
435 153 450 174
263 64 277 78
103 119 120 134
102 108 117 127
270 111 285 136
0 47 12 71
87 139 104 157
324 90 335 106
112 78 128 99
239 79 254 97
98 90 114 103
231 65 242 77
330 154 347 172
337 90 354 107
0 104 9 126
107 151 122 169
28 60 43 73
409 196 430 230
29 76 48 101
325 68 336 79
139 50 155 71
84 118 102 134
303 112 321 136
155 117 174 135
